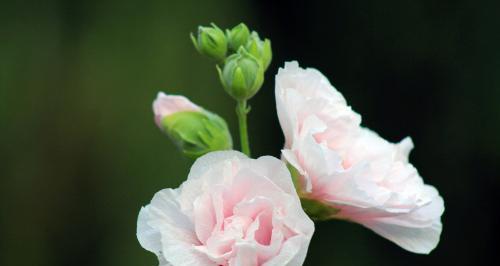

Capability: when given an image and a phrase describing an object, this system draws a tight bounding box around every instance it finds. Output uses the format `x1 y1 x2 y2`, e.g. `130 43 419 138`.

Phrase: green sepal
287 163 340 221
231 67 248 99
161 111 232 159
300 198 340 221
287 162 304 195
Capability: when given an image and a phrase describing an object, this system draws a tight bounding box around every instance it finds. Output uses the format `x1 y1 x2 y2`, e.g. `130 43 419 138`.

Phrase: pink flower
276 61 444 254
137 151 315 265
153 92 202 128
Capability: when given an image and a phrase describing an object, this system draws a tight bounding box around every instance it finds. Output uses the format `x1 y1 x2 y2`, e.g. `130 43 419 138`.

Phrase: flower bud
153 92 232 159
245 31 272 70
190 23 228 62
226 23 250 51
217 48 264 101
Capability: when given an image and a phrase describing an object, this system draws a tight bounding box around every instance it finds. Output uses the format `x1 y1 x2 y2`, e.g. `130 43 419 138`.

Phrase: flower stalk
236 99 251 156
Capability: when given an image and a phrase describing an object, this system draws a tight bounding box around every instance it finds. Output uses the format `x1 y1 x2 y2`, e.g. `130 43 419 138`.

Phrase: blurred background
1 0 499 265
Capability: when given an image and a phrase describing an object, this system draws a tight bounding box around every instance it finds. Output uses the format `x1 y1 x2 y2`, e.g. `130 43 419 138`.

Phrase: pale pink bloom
276 61 444 254
153 92 202 128
137 151 315 266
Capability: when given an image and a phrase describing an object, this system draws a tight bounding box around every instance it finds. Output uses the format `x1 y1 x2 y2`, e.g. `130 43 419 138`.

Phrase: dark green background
1 0 499 265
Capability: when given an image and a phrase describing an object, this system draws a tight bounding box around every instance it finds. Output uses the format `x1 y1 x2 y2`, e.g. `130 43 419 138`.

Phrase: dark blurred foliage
1 0 499 265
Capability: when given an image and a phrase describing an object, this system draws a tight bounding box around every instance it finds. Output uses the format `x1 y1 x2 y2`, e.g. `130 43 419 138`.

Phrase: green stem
236 100 251 156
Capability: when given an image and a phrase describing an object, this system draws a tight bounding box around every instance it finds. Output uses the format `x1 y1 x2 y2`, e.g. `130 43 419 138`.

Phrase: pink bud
152 92 202 128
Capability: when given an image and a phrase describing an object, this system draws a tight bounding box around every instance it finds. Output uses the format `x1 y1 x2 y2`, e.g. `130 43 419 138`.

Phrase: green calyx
287 163 340 221
300 198 340 221
245 31 272 70
161 110 232 159
226 23 250 52
217 47 264 101
191 23 228 62
287 162 304 194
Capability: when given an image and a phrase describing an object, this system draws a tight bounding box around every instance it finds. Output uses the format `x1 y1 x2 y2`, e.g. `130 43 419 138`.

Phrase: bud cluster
191 23 272 101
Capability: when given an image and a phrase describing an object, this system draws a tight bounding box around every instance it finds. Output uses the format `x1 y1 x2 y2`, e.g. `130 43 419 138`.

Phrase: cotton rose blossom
137 151 315 266
276 61 444 254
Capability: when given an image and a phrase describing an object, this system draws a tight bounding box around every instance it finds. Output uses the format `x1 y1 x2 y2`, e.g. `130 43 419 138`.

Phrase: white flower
276 61 444 254
137 151 315 265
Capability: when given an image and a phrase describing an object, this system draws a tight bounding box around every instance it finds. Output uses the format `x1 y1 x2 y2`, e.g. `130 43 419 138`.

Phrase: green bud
226 23 250 51
245 31 272 70
190 23 228 62
161 111 232 159
217 48 264 101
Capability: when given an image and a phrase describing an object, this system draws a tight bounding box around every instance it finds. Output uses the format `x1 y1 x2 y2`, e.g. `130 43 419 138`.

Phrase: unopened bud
226 23 250 51
245 31 272 70
153 92 232 159
190 23 228 62
217 48 264 101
